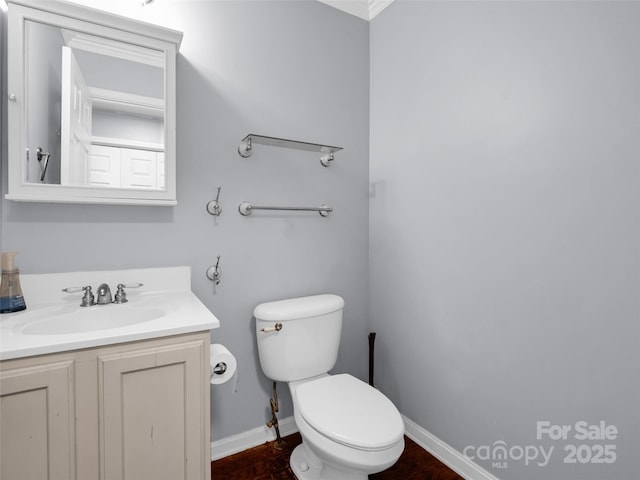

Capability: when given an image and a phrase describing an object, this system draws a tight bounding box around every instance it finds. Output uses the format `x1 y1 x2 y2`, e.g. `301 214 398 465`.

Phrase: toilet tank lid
254 294 344 321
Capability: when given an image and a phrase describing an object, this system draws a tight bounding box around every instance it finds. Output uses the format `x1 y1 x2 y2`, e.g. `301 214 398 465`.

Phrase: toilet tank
255 294 345 382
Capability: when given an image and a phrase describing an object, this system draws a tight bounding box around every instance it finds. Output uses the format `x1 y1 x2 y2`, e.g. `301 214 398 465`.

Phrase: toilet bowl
289 374 404 480
254 295 405 479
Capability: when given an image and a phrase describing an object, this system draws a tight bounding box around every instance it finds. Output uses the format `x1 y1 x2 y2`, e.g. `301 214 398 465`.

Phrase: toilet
255 294 404 480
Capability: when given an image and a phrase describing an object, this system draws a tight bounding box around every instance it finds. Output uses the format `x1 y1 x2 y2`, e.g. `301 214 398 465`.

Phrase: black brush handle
368 332 377 387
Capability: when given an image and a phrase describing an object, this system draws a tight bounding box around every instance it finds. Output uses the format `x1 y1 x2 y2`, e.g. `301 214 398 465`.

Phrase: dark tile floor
211 433 464 479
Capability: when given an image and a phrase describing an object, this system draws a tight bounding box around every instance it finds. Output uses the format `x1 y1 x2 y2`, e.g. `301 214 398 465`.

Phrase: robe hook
206 186 223 216
206 255 222 285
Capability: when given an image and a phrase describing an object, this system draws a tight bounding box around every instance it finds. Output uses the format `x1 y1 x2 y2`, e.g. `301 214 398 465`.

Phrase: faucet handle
62 286 95 307
62 286 87 293
81 286 96 307
113 282 143 304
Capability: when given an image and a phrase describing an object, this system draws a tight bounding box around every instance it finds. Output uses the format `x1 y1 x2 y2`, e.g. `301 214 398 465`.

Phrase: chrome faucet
96 283 113 305
63 282 143 307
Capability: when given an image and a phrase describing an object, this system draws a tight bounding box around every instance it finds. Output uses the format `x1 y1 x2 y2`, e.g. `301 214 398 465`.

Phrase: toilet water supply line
266 381 287 450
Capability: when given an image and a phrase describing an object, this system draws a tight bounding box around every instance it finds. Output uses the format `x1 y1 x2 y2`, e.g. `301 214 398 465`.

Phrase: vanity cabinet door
98 338 209 480
0 360 75 480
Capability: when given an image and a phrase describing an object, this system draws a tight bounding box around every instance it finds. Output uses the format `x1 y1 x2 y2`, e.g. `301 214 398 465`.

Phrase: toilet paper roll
210 343 237 385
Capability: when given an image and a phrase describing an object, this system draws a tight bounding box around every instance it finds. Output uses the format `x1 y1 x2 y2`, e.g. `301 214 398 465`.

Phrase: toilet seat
295 374 404 452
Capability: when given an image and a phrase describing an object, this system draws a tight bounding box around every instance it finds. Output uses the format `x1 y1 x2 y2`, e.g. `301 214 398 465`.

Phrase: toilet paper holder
209 343 237 385
212 361 227 375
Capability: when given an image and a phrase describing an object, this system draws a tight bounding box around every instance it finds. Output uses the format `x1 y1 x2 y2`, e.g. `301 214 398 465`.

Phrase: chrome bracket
320 153 334 167
238 137 253 157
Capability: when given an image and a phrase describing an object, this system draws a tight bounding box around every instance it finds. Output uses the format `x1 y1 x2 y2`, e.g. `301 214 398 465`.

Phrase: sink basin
0 266 221 361
21 305 165 335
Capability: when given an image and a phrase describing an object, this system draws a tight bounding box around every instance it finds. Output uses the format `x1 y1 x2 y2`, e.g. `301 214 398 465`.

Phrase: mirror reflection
26 20 166 191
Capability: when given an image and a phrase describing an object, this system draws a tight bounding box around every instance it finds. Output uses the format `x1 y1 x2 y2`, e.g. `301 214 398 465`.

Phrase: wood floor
211 433 464 479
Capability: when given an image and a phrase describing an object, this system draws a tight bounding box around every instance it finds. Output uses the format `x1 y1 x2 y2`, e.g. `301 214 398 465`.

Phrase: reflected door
61 46 92 186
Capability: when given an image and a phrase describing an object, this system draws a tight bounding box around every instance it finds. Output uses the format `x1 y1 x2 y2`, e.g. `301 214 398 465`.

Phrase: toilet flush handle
261 322 283 333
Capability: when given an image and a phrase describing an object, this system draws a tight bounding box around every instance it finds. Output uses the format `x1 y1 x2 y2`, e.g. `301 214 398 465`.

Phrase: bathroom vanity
0 267 220 480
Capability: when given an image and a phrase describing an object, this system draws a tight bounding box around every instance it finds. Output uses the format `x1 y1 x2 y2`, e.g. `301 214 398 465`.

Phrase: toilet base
290 443 368 480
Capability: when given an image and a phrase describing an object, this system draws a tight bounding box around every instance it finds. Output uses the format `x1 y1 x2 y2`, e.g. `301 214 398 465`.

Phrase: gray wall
1 0 370 441
4 1 639 478
370 1 639 479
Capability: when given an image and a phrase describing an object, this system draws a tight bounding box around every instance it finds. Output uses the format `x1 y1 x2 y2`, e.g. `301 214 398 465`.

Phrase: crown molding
318 0 394 21
368 0 394 20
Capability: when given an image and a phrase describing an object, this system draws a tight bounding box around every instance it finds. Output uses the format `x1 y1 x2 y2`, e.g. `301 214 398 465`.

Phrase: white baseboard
211 413 498 480
402 415 500 480
210 416 298 461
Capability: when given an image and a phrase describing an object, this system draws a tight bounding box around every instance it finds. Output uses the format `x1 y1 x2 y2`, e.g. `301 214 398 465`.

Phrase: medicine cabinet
5 0 182 205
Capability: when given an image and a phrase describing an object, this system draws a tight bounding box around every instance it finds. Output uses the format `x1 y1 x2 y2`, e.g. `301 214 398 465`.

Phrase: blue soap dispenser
0 252 27 313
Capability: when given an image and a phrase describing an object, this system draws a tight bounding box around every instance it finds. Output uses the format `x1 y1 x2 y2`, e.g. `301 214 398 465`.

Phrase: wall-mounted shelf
238 134 343 167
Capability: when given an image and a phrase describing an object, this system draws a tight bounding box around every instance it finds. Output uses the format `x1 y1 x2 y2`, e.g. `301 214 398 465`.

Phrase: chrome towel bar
239 202 333 217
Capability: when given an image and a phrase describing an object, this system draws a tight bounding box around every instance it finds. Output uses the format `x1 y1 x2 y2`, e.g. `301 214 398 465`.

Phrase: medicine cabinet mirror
5 0 182 205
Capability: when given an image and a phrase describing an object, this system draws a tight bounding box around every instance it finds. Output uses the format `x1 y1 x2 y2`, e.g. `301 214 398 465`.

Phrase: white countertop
0 266 220 361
